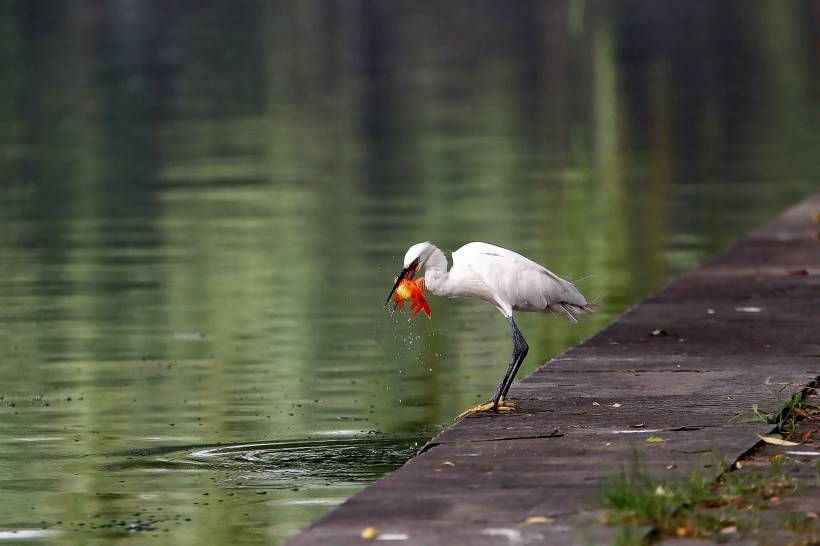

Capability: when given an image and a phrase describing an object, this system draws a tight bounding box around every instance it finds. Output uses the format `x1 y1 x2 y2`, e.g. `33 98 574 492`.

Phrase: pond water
0 2 817 544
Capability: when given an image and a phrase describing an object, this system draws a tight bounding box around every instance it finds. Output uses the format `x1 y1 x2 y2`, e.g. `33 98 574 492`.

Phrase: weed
744 391 816 434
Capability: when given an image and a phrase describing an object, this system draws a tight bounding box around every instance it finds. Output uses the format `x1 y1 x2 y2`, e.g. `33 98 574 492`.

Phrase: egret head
384 242 435 307
403 241 436 268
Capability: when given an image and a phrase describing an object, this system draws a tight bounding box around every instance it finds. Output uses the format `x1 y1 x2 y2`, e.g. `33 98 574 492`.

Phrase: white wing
452 242 592 321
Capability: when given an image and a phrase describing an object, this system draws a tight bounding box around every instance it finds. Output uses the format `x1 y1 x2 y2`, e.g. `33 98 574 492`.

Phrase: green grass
599 454 799 541
610 525 647 546
781 512 814 534
600 457 715 530
600 389 817 543
812 459 820 485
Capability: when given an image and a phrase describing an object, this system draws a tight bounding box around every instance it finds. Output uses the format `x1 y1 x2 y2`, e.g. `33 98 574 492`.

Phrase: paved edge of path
287 192 820 546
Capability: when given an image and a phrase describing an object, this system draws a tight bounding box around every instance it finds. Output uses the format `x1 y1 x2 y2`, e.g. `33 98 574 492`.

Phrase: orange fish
392 277 431 319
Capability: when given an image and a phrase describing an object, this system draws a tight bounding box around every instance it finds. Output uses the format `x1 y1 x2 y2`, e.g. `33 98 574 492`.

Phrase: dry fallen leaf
786 268 809 276
646 435 667 443
435 460 456 472
806 511 818 519
611 403 622 408
666 464 676 470
757 433 799 446
361 527 380 540
522 516 555 525
592 401 600 406
720 525 738 534
800 430 814 443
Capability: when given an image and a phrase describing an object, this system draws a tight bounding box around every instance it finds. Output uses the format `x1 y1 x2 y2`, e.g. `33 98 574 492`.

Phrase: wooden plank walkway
287 193 820 546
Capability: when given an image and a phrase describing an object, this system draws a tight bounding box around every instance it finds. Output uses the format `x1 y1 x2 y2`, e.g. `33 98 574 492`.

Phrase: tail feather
548 296 601 323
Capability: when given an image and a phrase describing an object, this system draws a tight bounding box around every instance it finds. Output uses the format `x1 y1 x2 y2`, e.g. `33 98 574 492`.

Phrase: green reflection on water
0 2 817 544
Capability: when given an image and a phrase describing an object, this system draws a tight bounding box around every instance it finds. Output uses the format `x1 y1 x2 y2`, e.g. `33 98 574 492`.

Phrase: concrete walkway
288 193 820 546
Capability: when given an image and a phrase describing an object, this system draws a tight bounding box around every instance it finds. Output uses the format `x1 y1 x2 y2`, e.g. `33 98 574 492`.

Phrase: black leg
501 317 528 400
491 316 528 409
491 354 518 407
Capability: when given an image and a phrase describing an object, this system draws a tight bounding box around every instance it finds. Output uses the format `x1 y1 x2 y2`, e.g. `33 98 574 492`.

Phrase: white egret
385 241 597 418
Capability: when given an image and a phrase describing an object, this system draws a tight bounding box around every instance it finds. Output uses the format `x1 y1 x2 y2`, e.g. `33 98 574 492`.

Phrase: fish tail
410 299 423 318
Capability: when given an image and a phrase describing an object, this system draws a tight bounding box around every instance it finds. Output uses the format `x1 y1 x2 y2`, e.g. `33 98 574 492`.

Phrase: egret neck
418 245 456 298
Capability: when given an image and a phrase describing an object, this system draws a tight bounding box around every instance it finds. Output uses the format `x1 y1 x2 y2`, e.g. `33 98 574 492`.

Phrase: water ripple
163 434 423 490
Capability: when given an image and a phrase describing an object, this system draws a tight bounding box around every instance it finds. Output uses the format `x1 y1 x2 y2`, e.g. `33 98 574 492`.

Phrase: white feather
413 241 596 320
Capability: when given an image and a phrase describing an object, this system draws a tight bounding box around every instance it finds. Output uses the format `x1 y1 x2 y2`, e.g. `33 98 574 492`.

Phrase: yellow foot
455 397 519 421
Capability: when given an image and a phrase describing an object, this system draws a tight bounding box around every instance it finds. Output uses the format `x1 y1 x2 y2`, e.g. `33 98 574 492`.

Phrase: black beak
384 259 419 307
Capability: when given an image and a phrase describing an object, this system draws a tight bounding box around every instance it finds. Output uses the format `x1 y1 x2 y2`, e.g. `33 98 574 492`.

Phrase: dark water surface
1 2 818 544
